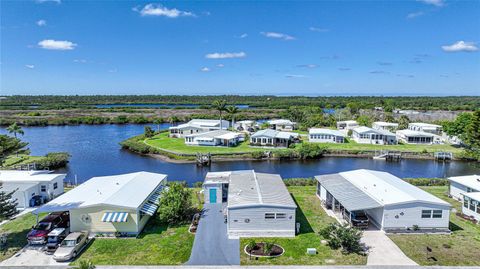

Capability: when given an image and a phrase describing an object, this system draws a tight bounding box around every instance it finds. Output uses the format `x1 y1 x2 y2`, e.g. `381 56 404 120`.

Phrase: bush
404 178 448 186
283 178 316 186
192 182 203 188
273 149 298 159
319 223 363 254
296 143 328 159
264 241 275 255
36 152 70 169
158 182 193 224
120 135 158 154
251 151 265 159
144 126 155 138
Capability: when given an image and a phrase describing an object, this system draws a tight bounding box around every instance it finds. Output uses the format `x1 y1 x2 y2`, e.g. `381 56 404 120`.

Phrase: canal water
1 124 479 185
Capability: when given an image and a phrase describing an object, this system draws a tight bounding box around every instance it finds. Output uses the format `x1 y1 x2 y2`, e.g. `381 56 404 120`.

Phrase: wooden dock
434 152 453 161
373 151 401 161
196 153 211 166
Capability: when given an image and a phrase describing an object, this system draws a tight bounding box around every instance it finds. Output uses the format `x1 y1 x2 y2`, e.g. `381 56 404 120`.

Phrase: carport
315 174 382 227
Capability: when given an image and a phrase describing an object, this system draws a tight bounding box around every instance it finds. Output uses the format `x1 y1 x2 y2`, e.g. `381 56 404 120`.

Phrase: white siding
70 206 143 234
449 181 476 201
382 202 450 230
227 206 296 238
203 183 222 204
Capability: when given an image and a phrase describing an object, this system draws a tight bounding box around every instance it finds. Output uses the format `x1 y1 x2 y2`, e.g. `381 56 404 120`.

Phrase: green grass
389 186 480 266
314 140 463 154
1 154 45 168
0 213 47 262
73 188 203 265
240 186 367 265
144 132 265 154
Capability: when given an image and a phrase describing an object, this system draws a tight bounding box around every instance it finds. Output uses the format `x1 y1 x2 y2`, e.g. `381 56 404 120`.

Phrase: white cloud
134 3 195 18
205 52 246 59
417 0 444 7
297 64 317 68
73 59 87 63
285 74 306 78
108 69 117 73
406 11 424 19
200 67 210 72
309 27 329 32
442 41 478 52
235 33 248 39
216 64 224 68
38 39 77 50
25 64 35 69
36 19 47 26
261 32 295 41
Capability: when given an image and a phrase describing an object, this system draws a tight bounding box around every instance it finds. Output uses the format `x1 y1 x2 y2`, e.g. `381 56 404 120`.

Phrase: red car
27 212 70 245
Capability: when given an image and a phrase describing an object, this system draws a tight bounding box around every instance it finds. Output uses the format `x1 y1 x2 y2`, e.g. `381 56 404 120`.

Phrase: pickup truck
27 211 70 245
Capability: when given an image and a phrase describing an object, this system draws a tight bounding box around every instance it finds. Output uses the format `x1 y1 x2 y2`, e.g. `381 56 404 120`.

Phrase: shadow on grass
449 221 463 232
2 227 30 254
137 219 169 239
291 194 314 234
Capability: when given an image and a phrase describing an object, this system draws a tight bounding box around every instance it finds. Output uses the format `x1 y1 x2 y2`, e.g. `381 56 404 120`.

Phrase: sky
0 0 479 96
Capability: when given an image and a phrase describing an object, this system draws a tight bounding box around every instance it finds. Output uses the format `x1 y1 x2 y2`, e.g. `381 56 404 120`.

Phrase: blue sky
1 0 479 96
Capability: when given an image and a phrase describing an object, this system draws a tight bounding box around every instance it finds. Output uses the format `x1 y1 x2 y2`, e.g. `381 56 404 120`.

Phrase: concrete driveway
186 203 240 265
361 229 417 266
0 245 67 267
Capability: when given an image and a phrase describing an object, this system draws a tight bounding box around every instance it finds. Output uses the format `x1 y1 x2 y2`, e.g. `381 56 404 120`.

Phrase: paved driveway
186 203 240 265
361 230 417 266
0 245 67 267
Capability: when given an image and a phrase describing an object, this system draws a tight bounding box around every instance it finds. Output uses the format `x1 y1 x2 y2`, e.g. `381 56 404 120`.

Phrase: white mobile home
267 119 296 131
462 192 480 223
169 119 230 138
396 129 435 144
234 120 258 132
34 172 167 236
316 169 451 231
448 175 480 201
0 170 66 209
185 130 242 147
250 129 299 148
408 123 442 135
309 128 346 143
351 126 397 145
372 121 399 132
203 170 297 238
336 120 358 134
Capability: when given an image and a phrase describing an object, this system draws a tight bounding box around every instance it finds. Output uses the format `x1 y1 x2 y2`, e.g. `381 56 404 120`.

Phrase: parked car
27 211 70 245
350 210 370 229
53 232 89 262
45 228 68 254
29 195 44 207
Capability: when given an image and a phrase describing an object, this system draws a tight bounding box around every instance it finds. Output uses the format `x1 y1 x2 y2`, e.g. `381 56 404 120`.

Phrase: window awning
102 212 129 222
141 203 158 216
148 192 161 205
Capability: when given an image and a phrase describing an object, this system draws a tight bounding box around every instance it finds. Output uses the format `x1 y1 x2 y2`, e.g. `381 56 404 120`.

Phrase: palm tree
168 116 179 126
211 100 227 129
226 105 239 130
6 122 24 139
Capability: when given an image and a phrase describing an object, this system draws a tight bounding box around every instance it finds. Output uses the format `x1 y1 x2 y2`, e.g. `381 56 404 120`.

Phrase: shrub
251 151 265 159
264 241 275 255
283 178 316 186
35 152 70 169
144 126 155 138
192 182 203 188
319 223 363 254
273 149 298 159
404 178 448 186
158 182 193 224
296 143 328 159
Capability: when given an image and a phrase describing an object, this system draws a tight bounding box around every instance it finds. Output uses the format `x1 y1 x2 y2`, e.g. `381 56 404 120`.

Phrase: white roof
186 130 240 140
251 129 298 139
396 129 434 137
409 122 442 128
35 172 167 213
337 120 358 124
170 119 229 129
268 119 294 125
0 170 66 183
236 120 255 124
448 175 480 191
339 169 450 207
352 126 379 134
373 122 398 127
309 128 345 137
463 192 480 201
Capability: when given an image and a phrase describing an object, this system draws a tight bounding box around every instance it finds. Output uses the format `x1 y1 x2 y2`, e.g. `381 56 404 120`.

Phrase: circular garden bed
244 242 284 258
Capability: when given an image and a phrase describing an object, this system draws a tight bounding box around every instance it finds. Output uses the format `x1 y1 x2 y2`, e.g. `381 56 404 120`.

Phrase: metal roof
463 192 480 201
226 170 296 209
448 175 480 191
315 174 382 211
267 119 294 125
186 130 240 140
309 128 345 137
396 129 434 137
373 122 398 127
251 129 298 139
34 171 167 213
0 170 66 183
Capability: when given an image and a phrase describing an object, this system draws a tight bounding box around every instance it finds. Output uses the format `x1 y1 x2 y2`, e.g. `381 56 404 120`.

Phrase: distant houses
396 129 435 144
185 130 243 147
351 126 397 145
408 123 442 135
169 119 230 138
336 120 358 134
372 121 398 132
448 175 480 222
203 170 297 238
267 119 296 131
233 120 258 132
316 169 451 231
309 128 346 143
250 129 300 148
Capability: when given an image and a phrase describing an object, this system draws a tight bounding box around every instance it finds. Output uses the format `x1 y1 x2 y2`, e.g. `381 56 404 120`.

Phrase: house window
421 210 432 218
432 210 443 218
41 185 47 192
265 213 275 219
464 197 469 208
470 200 476 211
53 182 58 189
276 213 286 219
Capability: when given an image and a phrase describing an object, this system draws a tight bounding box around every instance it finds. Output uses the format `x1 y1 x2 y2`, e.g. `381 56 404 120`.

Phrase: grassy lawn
389 186 480 266
315 140 464 154
144 132 264 154
0 213 47 262
1 154 45 169
73 188 202 265
240 186 367 265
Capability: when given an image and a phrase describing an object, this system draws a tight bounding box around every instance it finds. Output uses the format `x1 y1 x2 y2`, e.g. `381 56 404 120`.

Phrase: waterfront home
372 121 399 132
203 170 296 238
250 129 300 148
169 119 230 138
461 192 480 223
336 120 359 134
308 128 346 143
185 130 243 147
267 119 296 131
0 170 66 210
448 175 480 201
351 126 397 145
316 169 451 231
396 129 435 144
408 122 442 135
234 120 258 132
34 172 167 236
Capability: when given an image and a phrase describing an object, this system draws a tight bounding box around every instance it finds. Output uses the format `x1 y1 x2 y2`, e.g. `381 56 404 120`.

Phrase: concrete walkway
0 245 66 267
361 230 417 266
186 203 240 265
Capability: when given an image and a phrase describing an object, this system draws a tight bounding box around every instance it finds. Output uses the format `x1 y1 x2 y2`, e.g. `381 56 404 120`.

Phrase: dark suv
350 210 370 229
27 211 70 245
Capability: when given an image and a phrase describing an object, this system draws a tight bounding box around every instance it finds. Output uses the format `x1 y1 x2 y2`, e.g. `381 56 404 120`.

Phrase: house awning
102 212 129 222
140 203 158 216
148 192 161 205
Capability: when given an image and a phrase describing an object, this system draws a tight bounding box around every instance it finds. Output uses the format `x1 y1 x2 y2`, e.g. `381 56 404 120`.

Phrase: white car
53 232 89 262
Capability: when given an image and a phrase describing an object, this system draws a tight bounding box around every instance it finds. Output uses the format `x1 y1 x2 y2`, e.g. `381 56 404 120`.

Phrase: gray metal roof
315 174 382 211
227 170 297 209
